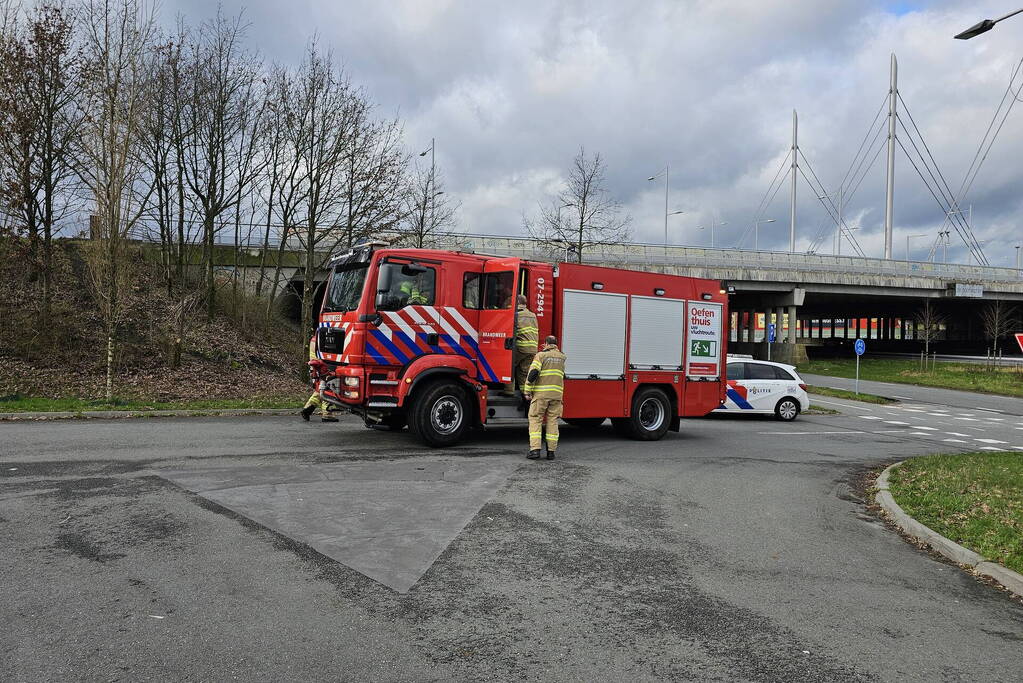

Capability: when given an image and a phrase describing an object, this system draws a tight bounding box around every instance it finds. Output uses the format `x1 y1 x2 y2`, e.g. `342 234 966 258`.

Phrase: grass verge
806 385 896 405
0 395 297 413
888 452 1023 574
801 358 1023 398
805 404 840 415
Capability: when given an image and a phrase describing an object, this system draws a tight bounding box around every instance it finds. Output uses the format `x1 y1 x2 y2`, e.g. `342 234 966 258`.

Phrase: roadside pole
854 338 866 394
767 323 776 361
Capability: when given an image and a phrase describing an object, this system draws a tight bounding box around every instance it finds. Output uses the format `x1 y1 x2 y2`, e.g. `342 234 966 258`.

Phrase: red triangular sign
1015 333 1023 354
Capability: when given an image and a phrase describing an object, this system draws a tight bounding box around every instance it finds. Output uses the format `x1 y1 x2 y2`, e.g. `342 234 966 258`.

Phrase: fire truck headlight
343 376 360 387
343 390 359 399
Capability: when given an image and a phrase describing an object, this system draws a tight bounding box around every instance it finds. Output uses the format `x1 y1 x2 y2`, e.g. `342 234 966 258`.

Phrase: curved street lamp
955 8 1023 39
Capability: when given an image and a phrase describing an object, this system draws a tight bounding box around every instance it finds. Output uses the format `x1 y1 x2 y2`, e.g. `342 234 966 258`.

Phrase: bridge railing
121 225 1023 283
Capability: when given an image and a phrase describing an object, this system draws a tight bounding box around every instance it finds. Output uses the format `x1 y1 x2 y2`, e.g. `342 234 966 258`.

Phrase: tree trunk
205 214 215 322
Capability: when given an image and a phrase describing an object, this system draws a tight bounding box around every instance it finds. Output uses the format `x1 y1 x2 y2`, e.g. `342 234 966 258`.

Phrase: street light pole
906 233 927 260
647 165 670 245
754 218 776 250
419 138 436 231
698 221 728 248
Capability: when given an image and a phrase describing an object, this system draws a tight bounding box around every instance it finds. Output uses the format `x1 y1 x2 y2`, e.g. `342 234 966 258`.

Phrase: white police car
714 356 809 421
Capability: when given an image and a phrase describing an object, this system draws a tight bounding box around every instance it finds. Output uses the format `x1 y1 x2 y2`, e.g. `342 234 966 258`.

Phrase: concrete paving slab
159 458 519 593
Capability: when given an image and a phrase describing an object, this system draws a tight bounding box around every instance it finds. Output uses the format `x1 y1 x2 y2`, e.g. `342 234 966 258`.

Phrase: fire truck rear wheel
409 381 469 447
624 387 672 441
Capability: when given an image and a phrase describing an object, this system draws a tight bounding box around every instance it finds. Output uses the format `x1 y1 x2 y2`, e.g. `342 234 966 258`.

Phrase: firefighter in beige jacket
523 335 566 460
513 294 539 390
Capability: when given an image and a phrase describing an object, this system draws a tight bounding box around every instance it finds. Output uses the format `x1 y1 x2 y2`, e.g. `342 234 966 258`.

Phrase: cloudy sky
167 0 1023 265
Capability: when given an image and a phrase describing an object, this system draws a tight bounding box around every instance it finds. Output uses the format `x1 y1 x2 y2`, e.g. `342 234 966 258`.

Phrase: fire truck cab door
477 258 519 385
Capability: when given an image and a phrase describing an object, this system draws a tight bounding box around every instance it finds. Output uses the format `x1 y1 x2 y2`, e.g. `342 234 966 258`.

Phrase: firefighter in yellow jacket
513 294 539 391
523 335 566 460
302 335 339 423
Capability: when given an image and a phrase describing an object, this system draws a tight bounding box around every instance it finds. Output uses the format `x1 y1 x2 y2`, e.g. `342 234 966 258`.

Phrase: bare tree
399 159 458 248
339 104 406 249
525 147 631 263
290 42 357 343
980 300 1019 355
75 0 156 399
180 11 261 321
0 2 81 328
913 299 947 357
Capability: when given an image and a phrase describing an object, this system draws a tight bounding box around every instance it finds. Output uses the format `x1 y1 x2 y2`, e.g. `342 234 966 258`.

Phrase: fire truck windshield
323 264 368 312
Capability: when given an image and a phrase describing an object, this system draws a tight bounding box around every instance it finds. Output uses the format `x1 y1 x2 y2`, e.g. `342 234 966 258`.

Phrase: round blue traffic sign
854 339 866 356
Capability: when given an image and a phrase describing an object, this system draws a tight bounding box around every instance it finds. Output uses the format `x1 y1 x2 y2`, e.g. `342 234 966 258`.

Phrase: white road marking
901 409 927 413
758 431 866 435
945 432 971 437
909 432 935 436
957 413 975 417
975 438 1008 444
892 395 914 400
979 447 1005 451
943 439 969 443
975 407 1003 413
985 417 1005 422
811 398 873 411
884 421 909 425
955 417 979 421
927 413 949 417
909 426 938 431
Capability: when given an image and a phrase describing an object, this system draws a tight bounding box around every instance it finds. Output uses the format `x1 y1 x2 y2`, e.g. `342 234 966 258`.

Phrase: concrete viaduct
216 233 1023 362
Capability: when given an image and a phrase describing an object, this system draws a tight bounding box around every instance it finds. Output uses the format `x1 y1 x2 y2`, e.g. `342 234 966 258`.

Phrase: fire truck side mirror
376 265 393 293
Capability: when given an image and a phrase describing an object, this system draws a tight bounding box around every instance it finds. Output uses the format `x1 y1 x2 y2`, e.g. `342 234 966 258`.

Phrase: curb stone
875 460 1022 599
0 408 297 421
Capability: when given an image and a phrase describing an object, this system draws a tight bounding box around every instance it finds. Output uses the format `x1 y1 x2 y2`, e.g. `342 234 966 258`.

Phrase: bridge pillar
787 305 796 344
746 309 756 343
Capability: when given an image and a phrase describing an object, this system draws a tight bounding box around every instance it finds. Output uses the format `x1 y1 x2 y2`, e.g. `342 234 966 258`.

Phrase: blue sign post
766 323 776 360
854 339 866 394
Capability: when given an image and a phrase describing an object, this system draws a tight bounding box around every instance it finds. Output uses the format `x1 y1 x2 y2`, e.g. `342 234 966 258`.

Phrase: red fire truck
313 242 728 447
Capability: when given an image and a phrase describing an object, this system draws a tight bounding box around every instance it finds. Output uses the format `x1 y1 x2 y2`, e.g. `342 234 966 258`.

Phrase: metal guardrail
123 225 1023 284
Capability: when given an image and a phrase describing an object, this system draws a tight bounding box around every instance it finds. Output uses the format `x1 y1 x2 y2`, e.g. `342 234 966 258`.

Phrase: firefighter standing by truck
523 335 566 460
301 334 339 422
513 294 538 392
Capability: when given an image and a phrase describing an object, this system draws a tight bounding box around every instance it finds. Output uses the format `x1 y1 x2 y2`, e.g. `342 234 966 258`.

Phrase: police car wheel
625 387 672 441
775 397 800 422
409 381 468 447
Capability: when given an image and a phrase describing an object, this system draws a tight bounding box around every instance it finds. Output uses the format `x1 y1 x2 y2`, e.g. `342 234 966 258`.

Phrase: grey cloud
163 0 1023 265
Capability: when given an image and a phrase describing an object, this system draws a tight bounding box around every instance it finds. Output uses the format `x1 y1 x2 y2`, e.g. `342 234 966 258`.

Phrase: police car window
745 363 777 380
376 263 436 311
772 366 796 381
483 271 514 310
463 272 482 309
726 362 745 380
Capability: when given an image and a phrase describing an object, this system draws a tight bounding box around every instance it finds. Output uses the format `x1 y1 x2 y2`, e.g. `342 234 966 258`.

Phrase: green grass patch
801 358 1023 398
805 404 840 415
805 385 897 405
0 395 297 413
888 452 1023 574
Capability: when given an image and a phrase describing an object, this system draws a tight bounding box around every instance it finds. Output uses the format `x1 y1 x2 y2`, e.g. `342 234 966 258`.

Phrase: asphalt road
803 371 1023 415
2 399 1022 681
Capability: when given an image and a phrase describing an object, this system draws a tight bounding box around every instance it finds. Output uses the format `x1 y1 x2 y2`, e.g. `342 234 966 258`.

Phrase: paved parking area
2 402 1022 681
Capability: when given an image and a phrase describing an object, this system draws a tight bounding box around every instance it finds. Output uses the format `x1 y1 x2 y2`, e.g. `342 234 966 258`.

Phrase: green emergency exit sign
690 340 716 357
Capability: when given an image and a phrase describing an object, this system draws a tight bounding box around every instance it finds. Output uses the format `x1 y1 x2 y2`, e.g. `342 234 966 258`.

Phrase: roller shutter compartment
561 289 627 379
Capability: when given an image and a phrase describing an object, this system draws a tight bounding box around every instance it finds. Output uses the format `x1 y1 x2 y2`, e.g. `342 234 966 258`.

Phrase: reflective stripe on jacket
515 306 539 353
524 346 566 397
309 336 317 361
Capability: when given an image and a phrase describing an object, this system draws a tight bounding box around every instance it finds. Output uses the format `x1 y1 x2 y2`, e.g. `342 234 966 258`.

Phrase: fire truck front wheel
619 387 672 441
409 381 469 447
